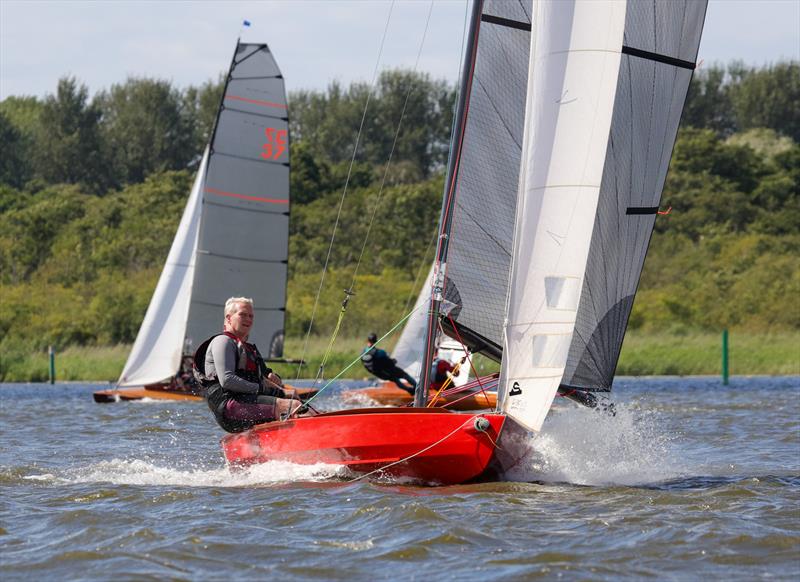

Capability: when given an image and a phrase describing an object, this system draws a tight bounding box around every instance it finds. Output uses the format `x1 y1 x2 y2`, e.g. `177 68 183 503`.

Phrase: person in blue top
360 332 417 395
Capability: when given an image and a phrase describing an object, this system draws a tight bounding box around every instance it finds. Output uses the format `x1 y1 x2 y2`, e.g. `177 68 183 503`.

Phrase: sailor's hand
267 371 283 387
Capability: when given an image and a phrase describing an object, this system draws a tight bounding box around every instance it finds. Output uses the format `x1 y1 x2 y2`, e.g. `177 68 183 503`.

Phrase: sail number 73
261 128 287 160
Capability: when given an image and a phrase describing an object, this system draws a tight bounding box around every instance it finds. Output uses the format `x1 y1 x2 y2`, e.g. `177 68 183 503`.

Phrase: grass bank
1 332 797 383
0 345 130 383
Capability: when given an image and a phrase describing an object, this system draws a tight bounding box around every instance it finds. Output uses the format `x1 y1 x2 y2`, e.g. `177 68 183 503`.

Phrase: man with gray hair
194 297 310 432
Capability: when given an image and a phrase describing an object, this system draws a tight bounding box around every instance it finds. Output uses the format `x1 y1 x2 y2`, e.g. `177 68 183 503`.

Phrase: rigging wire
300 0 440 384
288 302 425 412
346 0 436 291
295 1 397 382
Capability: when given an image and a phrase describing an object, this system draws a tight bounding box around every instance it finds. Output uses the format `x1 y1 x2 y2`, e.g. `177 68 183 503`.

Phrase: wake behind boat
220 0 707 484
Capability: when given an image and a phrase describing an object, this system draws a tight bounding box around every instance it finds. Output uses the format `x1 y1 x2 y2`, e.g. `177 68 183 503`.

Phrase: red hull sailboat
222 408 505 485
219 0 706 485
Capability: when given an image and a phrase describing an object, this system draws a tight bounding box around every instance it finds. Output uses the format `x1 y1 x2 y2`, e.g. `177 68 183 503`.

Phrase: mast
415 0 484 407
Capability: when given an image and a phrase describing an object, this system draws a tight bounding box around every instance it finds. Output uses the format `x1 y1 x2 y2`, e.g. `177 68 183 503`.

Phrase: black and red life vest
193 332 272 433
193 331 266 387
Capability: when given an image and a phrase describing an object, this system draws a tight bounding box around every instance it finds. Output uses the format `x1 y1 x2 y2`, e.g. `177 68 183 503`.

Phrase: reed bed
1 332 797 382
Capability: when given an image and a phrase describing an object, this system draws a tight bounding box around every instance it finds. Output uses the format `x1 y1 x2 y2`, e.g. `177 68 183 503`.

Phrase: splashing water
508 403 687 486
27 458 350 488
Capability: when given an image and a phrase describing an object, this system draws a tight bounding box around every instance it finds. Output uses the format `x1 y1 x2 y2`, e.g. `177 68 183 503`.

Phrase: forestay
119 42 290 387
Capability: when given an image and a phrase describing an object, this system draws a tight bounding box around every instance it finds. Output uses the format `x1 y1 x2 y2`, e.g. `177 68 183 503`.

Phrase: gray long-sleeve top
205 335 260 395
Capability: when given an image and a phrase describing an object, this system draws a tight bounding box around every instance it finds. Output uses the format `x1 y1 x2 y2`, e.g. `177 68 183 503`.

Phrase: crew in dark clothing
361 332 417 395
194 296 309 433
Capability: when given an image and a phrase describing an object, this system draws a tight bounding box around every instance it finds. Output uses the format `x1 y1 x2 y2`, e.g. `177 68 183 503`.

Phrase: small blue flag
243 20 251 27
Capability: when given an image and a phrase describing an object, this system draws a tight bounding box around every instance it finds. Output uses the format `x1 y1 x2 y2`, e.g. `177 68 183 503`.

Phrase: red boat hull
221 408 506 485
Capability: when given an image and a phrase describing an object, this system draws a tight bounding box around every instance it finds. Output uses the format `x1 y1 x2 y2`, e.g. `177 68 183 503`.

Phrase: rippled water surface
1 377 798 580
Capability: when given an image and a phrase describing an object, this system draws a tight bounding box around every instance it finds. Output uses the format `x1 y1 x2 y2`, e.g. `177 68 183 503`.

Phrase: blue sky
1 0 798 100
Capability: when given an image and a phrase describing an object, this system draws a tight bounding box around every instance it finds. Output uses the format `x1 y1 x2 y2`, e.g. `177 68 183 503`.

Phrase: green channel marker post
49 345 55 385
722 330 729 385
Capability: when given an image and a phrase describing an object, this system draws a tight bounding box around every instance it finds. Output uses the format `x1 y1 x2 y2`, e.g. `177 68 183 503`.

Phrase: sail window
544 276 581 310
531 334 572 368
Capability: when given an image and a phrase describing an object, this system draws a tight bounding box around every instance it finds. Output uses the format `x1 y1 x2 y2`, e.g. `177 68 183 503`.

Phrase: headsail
500 0 627 431
500 0 707 431
392 265 469 386
118 150 207 387
119 42 290 387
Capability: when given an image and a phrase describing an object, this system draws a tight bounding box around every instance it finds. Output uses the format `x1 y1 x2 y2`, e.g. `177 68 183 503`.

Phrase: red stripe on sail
225 95 287 109
205 186 287 205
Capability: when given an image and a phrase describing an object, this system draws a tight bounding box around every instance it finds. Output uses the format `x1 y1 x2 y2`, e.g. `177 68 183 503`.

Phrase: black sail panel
187 43 289 358
563 1 708 390
442 0 532 354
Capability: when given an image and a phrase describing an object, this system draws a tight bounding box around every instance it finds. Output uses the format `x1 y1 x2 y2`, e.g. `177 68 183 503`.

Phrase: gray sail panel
563 0 707 390
442 0 532 350
187 42 289 356
199 204 288 261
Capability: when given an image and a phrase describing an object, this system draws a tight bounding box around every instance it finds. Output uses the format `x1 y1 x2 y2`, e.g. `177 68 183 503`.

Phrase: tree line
0 62 797 365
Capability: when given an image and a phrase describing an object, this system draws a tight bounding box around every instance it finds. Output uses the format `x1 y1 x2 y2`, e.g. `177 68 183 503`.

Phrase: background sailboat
343 265 485 409
94 42 291 402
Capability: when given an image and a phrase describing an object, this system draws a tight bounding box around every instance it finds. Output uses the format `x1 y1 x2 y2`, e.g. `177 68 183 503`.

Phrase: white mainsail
499 0 627 431
118 150 207 387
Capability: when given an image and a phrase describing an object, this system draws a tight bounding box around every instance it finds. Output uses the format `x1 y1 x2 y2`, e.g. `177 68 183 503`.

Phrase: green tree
289 69 455 179
33 77 108 191
97 77 195 185
182 75 225 156
0 111 30 187
730 61 800 142
682 64 736 135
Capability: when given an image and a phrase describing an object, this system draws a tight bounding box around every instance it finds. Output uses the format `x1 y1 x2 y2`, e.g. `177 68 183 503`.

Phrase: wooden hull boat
93 384 316 403
342 381 497 410
93 387 204 403
222 408 506 485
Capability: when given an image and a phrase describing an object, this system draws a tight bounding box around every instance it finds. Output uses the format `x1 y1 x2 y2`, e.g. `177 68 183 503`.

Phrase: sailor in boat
194 297 310 433
429 348 456 392
361 332 417 395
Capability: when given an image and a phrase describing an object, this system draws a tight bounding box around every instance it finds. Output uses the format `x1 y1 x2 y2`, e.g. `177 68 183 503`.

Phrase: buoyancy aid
361 346 394 378
193 332 274 433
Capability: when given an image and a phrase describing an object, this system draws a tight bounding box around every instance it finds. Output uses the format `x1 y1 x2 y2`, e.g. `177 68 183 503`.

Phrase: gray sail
441 0 532 355
562 1 708 391
186 43 290 358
